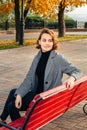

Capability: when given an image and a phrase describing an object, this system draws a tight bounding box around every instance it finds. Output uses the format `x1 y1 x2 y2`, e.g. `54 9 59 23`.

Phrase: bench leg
83 103 87 115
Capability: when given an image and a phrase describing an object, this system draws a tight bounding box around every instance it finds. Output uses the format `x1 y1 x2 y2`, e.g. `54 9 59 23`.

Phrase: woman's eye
48 39 53 42
42 39 46 42
42 39 53 42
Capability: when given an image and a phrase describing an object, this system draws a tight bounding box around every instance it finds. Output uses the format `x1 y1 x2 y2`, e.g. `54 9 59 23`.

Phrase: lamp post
19 0 24 45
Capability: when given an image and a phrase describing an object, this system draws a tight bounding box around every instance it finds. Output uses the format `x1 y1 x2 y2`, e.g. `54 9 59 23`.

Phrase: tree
0 0 58 43
58 1 65 37
0 0 25 43
14 0 20 42
25 0 87 37
0 0 87 42
58 0 87 37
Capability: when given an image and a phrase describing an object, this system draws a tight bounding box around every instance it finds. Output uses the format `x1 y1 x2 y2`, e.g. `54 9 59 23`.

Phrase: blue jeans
0 89 36 121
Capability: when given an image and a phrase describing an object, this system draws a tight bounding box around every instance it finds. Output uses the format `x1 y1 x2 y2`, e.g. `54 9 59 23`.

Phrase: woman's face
39 33 53 52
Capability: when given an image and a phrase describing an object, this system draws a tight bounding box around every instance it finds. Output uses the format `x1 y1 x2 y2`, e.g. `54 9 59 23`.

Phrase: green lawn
0 35 87 50
59 35 87 42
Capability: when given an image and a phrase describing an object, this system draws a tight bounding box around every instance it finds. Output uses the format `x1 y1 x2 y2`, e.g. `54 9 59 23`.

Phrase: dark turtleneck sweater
36 50 51 94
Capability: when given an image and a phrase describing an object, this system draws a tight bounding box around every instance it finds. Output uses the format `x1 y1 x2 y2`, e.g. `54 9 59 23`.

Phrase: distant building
77 21 85 29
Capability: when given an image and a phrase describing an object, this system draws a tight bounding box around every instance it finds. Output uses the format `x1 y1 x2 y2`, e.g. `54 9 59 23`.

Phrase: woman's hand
15 94 22 109
64 76 76 90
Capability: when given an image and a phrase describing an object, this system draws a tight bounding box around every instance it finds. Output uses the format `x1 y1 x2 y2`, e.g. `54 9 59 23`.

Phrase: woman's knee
6 89 16 107
8 101 16 112
9 88 17 96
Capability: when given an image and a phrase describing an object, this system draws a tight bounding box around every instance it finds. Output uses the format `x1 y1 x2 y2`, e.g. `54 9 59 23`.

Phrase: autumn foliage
0 0 87 17
0 2 15 14
0 0 87 39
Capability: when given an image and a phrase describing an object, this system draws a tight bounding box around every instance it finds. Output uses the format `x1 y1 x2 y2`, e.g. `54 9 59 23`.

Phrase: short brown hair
36 28 58 50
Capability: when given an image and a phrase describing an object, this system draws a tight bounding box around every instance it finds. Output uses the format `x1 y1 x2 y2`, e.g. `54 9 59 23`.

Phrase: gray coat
15 50 82 98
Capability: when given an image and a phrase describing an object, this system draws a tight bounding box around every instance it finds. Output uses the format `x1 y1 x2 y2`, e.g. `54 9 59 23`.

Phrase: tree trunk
24 0 32 19
24 9 29 19
5 20 8 30
14 0 31 43
58 4 65 37
14 0 20 42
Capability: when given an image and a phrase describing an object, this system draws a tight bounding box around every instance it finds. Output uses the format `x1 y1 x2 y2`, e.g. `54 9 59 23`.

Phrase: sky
66 5 87 22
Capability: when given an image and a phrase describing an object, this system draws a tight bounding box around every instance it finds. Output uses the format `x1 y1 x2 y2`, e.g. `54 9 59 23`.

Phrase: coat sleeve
59 54 83 80
14 58 36 98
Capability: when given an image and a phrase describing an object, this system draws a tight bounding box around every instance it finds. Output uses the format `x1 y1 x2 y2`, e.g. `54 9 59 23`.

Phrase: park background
0 1 87 130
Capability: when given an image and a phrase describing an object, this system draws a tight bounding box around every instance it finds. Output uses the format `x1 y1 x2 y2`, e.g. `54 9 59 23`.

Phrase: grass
0 35 87 50
58 35 87 42
0 38 37 50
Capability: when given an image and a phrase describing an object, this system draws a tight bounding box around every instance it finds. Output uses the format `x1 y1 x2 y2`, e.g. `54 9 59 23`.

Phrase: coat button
45 81 48 84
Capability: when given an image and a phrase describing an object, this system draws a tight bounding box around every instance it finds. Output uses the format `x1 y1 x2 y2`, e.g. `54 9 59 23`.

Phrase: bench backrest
0 76 87 130
23 75 87 130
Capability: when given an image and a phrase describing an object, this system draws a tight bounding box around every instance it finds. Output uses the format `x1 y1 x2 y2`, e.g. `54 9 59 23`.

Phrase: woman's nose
46 40 49 44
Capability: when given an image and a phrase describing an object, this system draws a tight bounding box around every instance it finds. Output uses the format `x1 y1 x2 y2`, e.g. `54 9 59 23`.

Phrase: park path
0 30 87 40
0 39 87 130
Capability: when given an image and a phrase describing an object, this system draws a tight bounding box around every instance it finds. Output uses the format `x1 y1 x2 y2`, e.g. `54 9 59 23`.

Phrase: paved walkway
0 30 87 40
0 39 87 130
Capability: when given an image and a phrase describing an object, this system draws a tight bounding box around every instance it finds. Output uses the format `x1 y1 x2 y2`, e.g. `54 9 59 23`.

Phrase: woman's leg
0 89 16 121
0 88 36 121
8 91 36 121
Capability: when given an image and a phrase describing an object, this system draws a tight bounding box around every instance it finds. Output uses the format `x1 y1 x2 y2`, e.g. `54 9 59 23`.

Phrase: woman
0 28 82 124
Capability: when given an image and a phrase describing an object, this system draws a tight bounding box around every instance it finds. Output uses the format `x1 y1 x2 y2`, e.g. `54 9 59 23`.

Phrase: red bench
0 75 87 130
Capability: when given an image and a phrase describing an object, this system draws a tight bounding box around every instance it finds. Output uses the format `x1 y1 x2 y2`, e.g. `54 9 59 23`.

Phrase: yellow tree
26 0 87 37
0 0 28 44
58 0 87 37
0 2 14 14
0 0 87 42
0 1 20 42
0 0 58 43
25 0 58 18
